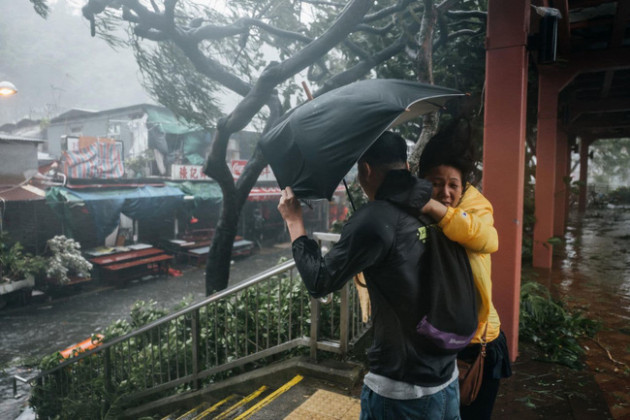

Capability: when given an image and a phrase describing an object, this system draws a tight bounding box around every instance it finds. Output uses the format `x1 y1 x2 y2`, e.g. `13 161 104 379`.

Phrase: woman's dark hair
417 118 475 185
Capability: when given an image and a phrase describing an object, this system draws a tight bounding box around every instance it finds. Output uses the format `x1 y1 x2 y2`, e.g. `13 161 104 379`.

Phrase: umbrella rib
343 178 356 212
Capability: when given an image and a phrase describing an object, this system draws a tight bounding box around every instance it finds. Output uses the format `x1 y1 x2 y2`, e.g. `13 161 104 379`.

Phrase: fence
26 233 371 417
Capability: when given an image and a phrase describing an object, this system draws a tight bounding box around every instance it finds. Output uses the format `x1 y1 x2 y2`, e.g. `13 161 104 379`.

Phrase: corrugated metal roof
0 133 44 143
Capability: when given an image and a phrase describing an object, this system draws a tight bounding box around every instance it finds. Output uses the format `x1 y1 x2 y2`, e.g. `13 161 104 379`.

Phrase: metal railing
26 233 371 416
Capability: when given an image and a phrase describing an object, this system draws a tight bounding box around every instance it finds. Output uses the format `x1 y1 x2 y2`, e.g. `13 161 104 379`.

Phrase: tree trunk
409 0 438 175
203 111 273 294
205 197 240 294
204 148 269 294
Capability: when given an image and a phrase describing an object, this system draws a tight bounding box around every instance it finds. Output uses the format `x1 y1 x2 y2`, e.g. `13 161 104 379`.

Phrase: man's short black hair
359 131 407 166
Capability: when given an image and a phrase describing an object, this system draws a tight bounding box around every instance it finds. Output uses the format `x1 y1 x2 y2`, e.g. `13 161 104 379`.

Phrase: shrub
0 233 46 280
30 262 340 419
608 186 630 204
519 280 600 369
45 235 92 284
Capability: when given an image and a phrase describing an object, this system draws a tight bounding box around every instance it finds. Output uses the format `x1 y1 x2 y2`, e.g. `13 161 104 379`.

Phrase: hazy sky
0 0 153 126
0 1 319 129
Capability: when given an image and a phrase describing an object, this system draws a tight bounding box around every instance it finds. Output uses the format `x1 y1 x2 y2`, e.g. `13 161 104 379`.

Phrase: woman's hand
422 198 448 222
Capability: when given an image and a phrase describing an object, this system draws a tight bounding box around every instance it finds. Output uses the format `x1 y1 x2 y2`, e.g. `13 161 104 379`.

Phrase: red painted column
533 74 559 269
554 129 569 237
578 137 590 212
482 0 530 361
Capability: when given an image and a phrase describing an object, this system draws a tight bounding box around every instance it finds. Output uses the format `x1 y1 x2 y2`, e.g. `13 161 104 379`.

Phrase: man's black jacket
292 170 457 387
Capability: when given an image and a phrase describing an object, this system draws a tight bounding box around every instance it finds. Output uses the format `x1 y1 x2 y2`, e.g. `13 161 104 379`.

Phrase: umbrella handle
343 179 356 212
301 81 313 100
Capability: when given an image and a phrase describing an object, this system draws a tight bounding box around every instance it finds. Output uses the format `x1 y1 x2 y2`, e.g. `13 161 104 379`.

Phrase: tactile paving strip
284 389 361 420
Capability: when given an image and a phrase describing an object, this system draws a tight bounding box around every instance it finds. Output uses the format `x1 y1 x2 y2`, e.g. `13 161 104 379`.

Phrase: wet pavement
0 244 292 420
494 205 630 419
551 207 630 419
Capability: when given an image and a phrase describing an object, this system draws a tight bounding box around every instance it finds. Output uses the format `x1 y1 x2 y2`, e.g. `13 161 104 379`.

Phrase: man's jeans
360 380 461 420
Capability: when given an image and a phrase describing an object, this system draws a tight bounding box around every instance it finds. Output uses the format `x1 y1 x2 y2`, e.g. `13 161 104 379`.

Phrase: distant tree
69 0 487 295
590 138 630 186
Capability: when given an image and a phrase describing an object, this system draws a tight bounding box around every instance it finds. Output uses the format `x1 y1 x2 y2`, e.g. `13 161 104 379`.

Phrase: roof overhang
531 0 630 140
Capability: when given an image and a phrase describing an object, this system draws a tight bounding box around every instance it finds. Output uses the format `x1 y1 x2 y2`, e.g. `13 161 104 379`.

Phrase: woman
418 119 512 420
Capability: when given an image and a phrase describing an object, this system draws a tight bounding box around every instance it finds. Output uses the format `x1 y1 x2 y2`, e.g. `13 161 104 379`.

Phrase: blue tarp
46 186 185 243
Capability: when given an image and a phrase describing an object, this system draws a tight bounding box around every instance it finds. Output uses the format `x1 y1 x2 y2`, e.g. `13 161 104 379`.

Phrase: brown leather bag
457 324 487 406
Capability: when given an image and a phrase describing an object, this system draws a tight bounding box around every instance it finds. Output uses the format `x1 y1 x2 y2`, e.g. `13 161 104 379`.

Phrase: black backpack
415 215 478 354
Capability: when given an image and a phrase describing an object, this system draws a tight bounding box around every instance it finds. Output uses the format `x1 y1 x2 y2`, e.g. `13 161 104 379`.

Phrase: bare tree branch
172 35 251 97
307 59 332 82
447 28 483 40
434 6 449 51
355 22 395 35
164 0 177 29
446 10 487 20
436 0 459 11
212 0 374 136
123 0 167 28
315 36 407 95
416 0 436 84
342 39 370 60
189 18 312 44
134 26 169 40
449 19 485 27
122 6 140 23
300 0 345 7
363 0 416 23
408 0 438 174
277 0 374 79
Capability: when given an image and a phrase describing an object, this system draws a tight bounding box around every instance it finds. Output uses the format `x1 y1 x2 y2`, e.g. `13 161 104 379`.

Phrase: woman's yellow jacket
438 185 501 344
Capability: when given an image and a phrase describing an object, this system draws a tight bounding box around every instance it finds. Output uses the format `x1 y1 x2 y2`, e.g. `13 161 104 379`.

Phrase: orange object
60 334 104 359
168 267 183 277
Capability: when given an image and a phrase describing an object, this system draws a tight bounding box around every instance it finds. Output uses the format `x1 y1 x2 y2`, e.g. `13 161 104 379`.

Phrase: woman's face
426 165 463 207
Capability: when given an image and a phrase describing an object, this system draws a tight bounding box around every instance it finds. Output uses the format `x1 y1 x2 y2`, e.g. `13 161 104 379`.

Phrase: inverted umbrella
259 79 463 200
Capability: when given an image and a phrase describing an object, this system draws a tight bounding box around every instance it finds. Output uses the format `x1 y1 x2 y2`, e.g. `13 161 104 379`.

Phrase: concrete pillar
565 136 575 223
554 129 569 237
533 75 560 269
578 138 591 212
482 0 530 361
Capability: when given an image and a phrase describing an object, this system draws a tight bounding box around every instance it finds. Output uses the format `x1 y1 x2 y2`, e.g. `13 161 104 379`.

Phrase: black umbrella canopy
260 79 463 200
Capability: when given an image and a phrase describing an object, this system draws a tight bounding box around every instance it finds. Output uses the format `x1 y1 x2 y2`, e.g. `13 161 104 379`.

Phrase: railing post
103 347 113 414
310 297 320 361
339 283 350 356
104 347 113 394
191 309 200 390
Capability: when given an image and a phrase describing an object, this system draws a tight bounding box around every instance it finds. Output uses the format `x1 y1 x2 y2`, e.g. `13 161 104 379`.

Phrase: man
278 131 460 419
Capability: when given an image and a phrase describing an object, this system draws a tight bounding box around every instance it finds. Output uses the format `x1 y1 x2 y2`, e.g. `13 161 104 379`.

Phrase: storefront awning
46 185 185 243
145 108 200 135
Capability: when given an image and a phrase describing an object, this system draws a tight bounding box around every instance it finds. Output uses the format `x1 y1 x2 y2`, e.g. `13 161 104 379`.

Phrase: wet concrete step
161 375 307 420
136 357 364 420
166 402 209 420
